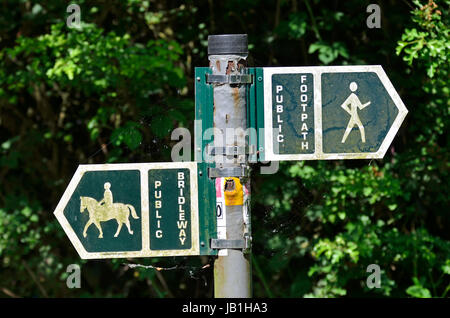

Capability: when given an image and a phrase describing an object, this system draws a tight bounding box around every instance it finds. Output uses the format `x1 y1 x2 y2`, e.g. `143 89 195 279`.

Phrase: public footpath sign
257 65 408 161
53 162 216 259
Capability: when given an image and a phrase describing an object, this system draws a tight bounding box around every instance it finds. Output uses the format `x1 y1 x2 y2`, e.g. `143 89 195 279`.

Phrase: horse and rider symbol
80 182 139 238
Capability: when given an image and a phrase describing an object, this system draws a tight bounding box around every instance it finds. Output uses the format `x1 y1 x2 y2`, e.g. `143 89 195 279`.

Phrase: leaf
442 260 450 275
123 125 142 150
1 136 19 151
288 13 307 39
111 121 142 150
308 41 348 64
363 187 373 196
388 204 397 211
338 211 346 220
31 4 43 15
406 285 431 298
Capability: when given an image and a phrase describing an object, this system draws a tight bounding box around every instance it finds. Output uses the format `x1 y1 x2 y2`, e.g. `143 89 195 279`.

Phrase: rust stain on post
232 87 240 109
226 61 235 75
216 60 221 72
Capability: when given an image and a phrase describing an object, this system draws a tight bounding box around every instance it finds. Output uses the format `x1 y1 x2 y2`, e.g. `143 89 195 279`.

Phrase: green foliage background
0 0 448 298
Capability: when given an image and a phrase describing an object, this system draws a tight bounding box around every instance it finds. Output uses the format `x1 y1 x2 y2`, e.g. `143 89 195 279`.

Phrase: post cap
208 34 248 55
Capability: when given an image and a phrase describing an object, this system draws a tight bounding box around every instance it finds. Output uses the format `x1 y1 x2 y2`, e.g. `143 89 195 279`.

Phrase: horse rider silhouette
99 182 113 211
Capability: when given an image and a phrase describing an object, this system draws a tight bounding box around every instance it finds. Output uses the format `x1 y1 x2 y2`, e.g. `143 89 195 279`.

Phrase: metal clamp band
211 239 248 249
208 166 248 178
205 74 253 84
206 145 256 156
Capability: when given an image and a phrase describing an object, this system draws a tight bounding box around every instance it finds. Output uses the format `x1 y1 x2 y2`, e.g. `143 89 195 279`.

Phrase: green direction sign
258 66 408 161
53 162 216 259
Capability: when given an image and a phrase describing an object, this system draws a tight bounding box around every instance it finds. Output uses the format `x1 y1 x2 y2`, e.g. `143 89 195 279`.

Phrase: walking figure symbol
340 82 371 143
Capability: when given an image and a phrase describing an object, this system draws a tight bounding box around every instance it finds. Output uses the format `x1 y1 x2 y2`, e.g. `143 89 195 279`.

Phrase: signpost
54 34 408 298
257 66 408 161
53 162 216 259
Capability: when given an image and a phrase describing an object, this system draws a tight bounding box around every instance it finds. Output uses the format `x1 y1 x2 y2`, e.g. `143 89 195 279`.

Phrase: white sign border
263 65 408 161
53 162 200 259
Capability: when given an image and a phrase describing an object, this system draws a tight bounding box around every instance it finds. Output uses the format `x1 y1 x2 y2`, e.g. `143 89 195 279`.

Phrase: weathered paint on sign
260 65 408 161
65 169 142 253
149 168 192 250
271 73 315 155
54 162 216 259
321 72 398 154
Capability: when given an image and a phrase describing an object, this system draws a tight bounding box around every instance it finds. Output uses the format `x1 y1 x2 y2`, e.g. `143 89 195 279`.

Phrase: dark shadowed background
0 0 448 298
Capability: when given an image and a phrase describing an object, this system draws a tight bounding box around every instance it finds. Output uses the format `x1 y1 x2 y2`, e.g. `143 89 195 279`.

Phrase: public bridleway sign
257 65 408 161
53 162 216 259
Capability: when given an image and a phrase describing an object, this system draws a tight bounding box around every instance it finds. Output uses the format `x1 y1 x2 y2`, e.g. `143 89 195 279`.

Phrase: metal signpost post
206 34 252 298
54 33 408 299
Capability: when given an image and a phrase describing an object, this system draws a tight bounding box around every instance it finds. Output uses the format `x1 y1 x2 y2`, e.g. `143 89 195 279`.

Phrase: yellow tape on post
223 177 244 206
